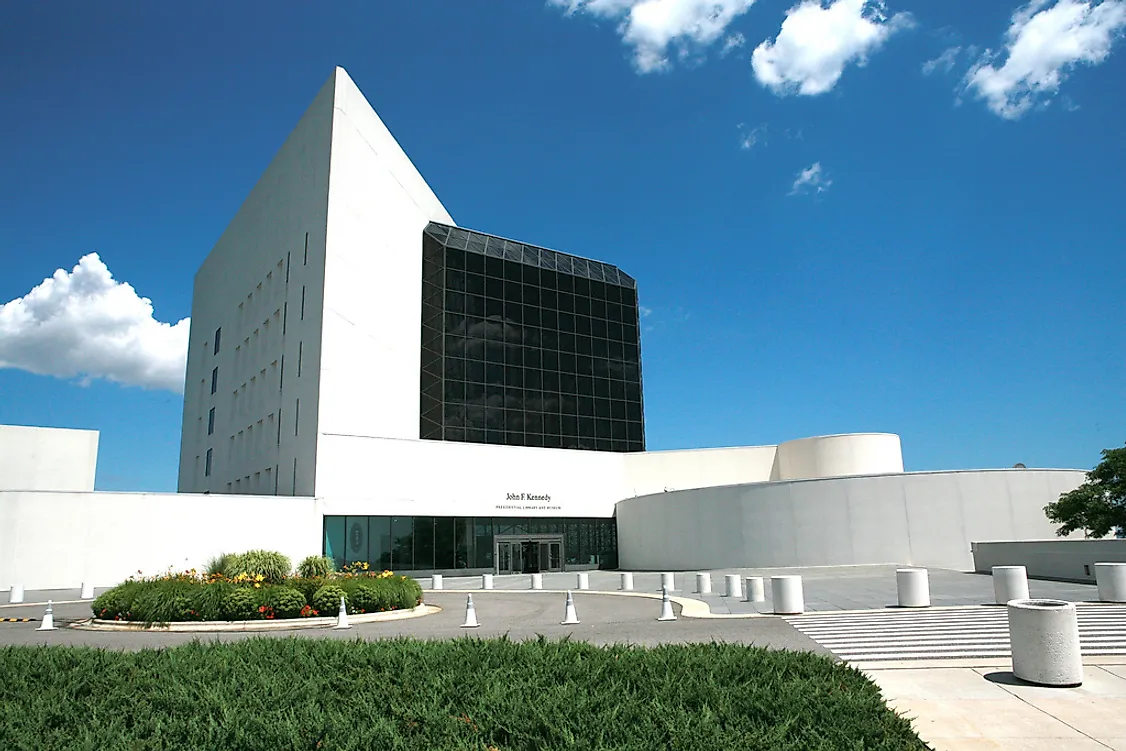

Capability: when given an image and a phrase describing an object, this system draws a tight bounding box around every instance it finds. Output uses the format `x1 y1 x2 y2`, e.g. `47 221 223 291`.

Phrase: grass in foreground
0 637 928 750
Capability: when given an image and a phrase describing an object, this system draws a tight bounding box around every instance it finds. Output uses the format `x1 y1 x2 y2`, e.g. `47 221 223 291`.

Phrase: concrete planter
744 576 765 603
481 574 494 590
7 585 24 604
1007 599 1083 687
620 572 634 591
1095 563 1126 603
723 574 742 599
993 565 1030 604
695 573 712 594
771 575 804 615
431 574 443 590
661 572 675 592
576 572 590 590
530 573 543 590
896 568 930 608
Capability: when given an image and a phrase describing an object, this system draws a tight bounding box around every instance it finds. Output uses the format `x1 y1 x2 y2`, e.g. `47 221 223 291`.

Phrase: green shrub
296 555 333 579
0 639 929 749
287 576 322 607
92 581 142 620
224 550 291 583
129 582 197 625
312 585 347 615
204 552 235 577
257 586 307 619
221 588 257 621
347 584 381 614
189 580 232 621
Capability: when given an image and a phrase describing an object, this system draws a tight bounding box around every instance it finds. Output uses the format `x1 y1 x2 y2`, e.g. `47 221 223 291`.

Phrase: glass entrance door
495 535 565 574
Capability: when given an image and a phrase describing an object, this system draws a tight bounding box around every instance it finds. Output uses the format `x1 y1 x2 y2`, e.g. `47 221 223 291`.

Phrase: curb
426 588 753 619
69 604 441 632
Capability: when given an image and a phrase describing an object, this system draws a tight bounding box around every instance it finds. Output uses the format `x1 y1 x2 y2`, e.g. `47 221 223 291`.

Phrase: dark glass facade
323 516 618 571
420 223 645 452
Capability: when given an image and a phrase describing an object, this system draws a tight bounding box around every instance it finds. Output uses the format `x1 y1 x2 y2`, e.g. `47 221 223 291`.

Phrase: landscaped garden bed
90 551 422 625
0 637 927 750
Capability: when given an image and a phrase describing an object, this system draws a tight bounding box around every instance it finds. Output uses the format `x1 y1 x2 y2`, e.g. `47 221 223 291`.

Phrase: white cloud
550 0 758 72
965 0 1126 119
790 162 832 194
721 31 746 55
751 0 913 95
923 46 962 75
738 122 767 149
0 253 189 393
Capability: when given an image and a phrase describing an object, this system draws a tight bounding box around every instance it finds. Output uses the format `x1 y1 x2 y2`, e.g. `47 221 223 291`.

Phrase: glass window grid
324 515 618 571
421 226 644 453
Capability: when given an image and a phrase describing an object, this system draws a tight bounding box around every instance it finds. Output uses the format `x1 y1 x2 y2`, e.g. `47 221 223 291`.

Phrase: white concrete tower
177 67 454 495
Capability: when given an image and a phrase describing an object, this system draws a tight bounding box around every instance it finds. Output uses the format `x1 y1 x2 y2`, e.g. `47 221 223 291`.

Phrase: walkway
786 603 1126 662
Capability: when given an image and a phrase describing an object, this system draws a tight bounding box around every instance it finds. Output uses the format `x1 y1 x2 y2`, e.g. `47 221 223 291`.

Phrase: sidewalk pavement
865 657 1126 750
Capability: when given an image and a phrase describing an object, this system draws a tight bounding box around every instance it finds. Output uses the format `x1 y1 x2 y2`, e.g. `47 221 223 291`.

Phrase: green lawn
0 637 928 750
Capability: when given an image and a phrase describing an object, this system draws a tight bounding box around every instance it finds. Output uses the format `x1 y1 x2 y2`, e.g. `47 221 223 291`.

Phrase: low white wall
623 445 778 496
616 469 1085 571
0 491 321 591
972 539 1126 583
770 433 903 481
0 425 99 492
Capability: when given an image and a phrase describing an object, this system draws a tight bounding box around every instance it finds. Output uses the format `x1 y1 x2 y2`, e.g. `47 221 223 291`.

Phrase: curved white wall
770 433 903 481
616 469 1084 572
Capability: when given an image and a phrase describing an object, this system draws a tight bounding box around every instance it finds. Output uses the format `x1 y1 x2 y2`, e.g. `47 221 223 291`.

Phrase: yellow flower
253 582 261 588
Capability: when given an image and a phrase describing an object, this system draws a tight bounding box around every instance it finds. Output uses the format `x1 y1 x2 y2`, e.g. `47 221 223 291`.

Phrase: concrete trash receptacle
1007 598 1083 687
1095 563 1126 603
993 565 1030 604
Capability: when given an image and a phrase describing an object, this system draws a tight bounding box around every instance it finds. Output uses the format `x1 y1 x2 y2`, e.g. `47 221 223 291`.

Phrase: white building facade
0 67 1086 591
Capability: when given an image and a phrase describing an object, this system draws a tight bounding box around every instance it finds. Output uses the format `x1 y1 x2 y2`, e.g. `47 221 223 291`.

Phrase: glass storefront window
324 515 618 572
391 516 413 571
323 517 345 570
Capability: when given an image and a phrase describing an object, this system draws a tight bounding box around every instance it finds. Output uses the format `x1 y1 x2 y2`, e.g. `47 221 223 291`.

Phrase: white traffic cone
561 591 580 625
80 582 94 600
461 594 480 629
658 586 677 621
332 596 351 630
36 601 57 631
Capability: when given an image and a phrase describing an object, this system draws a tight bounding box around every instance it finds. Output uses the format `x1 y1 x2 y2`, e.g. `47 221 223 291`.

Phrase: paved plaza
4 565 1124 750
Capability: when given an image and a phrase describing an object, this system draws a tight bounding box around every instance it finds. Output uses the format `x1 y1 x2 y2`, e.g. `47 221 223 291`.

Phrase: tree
1044 445 1126 538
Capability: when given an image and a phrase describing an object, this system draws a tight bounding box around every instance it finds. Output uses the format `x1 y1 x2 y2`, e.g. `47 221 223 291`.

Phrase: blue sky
1 0 1123 491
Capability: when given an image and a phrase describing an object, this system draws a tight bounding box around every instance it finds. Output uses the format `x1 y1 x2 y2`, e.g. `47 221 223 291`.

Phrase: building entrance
495 535 564 575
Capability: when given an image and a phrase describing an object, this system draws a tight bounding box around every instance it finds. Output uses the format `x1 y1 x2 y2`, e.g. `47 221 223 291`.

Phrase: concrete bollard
8 585 24 604
80 582 95 600
1095 563 1126 603
724 574 742 599
771 575 804 615
661 572 676 592
576 572 590 590
744 576 765 603
896 568 931 608
482 574 494 590
620 572 634 591
993 566 1030 604
1008 599 1083 687
431 574 443 590
530 573 543 590
695 572 712 594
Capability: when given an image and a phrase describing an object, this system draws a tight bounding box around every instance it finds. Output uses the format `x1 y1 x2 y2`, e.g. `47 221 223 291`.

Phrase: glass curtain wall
324 516 618 572
420 223 645 453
